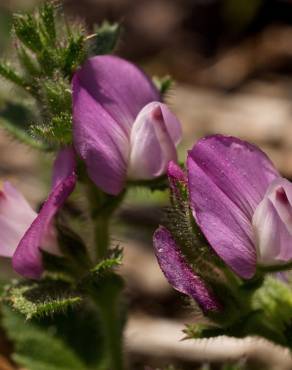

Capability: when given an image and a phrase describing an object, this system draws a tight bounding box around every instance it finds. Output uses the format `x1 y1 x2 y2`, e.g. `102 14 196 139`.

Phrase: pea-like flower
154 135 292 310
72 55 182 195
0 148 76 279
187 134 291 278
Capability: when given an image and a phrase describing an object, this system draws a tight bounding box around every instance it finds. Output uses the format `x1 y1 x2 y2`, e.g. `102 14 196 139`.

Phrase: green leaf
88 22 120 55
2 305 87 370
0 61 29 89
18 47 41 78
30 113 72 146
39 2 56 46
0 117 47 150
252 276 292 343
41 303 105 368
42 79 72 115
91 247 123 275
36 47 58 77
13 13 43 53
5 280 82 320
153 75 174 97
62 35 86 78
183 322 225 340
0 101 48 150
185 276 292 346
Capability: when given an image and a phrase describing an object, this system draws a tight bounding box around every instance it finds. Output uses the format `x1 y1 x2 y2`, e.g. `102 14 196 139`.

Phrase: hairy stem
99 295 124 370
89 273 125 370
86 180 125 261
93 215 110 260
86 181 126 369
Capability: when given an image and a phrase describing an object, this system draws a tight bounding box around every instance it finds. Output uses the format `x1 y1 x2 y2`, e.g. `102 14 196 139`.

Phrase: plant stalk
89 273 125 370
93 215 110 260
98 295 124 370
86 180 125 261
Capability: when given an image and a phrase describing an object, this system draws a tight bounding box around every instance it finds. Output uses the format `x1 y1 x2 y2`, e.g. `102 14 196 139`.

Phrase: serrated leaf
6 280 82 320
89 22 120 56
62 35 86 78
13 14 43 53
252 276 292 337
30 113 72 146
2 306 87 370
18 47 42 78
0 61 30 89
36 47 58 77
42 79 71 114
0 117 47 150
39 3 56 46
41 302 105 368
0 100 48 150
91 247 123 275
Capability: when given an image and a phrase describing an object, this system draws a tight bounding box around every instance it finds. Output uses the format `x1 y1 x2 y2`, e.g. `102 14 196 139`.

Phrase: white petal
253 177 292 265
0 182 37 257
128 102 179 180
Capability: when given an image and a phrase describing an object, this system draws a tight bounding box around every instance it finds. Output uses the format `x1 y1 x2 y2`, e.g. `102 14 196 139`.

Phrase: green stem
89 274 124 370
85 180 126 369
86 180 125 261
99 297 124 370
86 181 110 261
93 215 109 260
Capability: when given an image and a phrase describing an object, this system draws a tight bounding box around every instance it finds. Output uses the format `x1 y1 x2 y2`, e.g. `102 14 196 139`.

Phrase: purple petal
73 73 129 195
0 182 37 257
187 135 280 278
128 103 179 180
72 56 161 194
253 177 292 264
189 135 279 218
153 226 221 313
73 55 160 134
168 161 187 185
12 149 77 279
52 147 77 188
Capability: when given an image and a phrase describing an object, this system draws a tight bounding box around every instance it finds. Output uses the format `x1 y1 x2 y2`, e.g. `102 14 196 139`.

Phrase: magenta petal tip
12 149 77 279
153 226 221 313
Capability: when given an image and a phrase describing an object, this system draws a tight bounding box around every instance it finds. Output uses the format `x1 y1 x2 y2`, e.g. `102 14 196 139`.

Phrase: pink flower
155 135 292 287
186 135 283 278
0 148 76 279
0 182 38 258
72 55 182 195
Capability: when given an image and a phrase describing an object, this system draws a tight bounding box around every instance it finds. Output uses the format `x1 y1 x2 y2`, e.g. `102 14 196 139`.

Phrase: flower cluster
2 52 292 310
1 47 292 326
0 56 181 279
154 135 292 312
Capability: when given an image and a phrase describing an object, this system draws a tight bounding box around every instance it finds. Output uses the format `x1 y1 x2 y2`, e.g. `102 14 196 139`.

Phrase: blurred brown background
1 0 292 369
